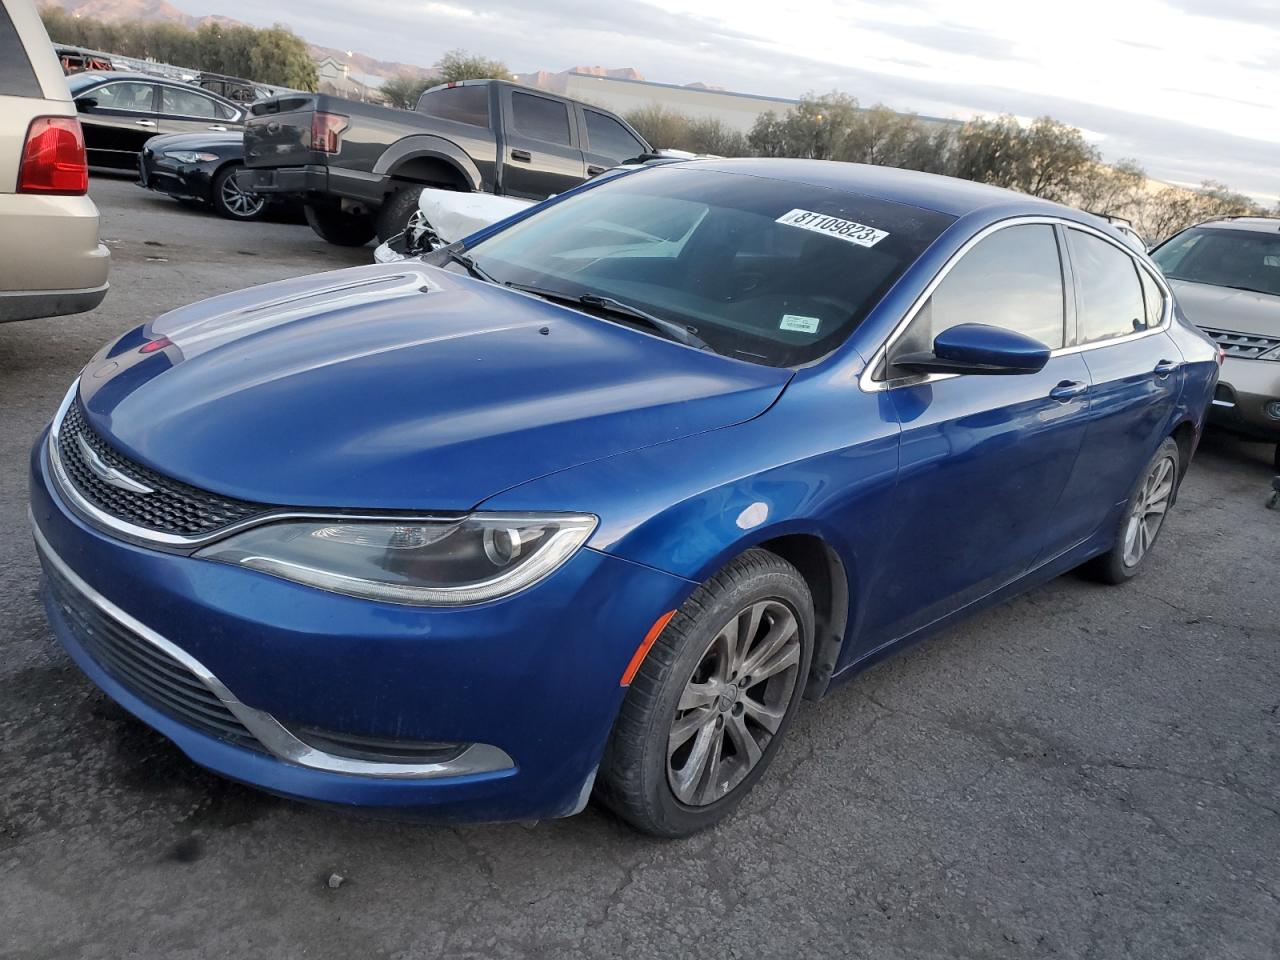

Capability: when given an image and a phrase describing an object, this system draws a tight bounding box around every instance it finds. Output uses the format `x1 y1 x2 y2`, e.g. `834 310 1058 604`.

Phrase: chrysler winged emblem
76 434 154 495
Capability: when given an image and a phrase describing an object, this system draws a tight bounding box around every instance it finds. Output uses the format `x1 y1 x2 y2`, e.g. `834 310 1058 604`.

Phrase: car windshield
460 165 954 366
1152 226 1280 298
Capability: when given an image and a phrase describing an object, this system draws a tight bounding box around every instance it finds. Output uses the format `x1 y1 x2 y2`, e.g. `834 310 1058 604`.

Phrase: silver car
1152 217 1280 469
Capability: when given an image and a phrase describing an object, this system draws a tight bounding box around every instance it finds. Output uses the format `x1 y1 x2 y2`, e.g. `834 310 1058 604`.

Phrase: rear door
77 79 159 167
859 222 1092 652
1057 227 1182 533
579 107 649 175
499 88 585 199
157 84 243 137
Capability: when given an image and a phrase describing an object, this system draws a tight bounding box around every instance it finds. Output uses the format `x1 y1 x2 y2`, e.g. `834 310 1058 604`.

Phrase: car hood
145 132 243 153
78 264 791 511
1169 278 1280 337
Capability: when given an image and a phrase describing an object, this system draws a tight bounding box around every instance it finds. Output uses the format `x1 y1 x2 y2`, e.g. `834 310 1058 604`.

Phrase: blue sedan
29 159 1219 836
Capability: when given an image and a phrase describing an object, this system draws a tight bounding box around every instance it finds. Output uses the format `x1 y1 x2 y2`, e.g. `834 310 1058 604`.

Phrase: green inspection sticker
779 314 821 334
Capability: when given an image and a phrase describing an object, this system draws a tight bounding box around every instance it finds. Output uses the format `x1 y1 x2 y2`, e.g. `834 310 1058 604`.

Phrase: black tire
303 203 376 247
1273 443 1279 473
211 165 266 221
375 186 426 243
596 548 814 837
1086 437 1181 584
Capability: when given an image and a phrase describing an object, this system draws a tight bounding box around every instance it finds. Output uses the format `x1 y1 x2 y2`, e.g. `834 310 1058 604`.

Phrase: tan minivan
1 0 108 322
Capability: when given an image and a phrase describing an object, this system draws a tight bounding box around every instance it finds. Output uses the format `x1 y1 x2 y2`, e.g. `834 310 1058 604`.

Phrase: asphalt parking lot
1 175 1278 960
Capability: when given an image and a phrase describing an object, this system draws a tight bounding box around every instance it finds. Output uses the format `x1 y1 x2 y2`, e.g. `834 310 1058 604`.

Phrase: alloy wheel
1122 453 1175 567
666 599 802 806
220 174 265 219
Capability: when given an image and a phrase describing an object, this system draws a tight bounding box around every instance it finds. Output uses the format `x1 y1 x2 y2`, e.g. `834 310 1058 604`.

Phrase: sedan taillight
18 116 88 195
310 112 349 154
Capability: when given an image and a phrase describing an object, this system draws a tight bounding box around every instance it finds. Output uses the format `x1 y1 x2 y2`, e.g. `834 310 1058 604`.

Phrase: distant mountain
48 0 433 78
49 0 718 90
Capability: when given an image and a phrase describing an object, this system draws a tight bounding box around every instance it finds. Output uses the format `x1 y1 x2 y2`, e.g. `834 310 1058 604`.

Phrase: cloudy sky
206 0 1279 202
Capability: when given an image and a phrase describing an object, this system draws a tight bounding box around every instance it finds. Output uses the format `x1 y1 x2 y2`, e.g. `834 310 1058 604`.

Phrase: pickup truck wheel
304 204 376 247
375 187 428 243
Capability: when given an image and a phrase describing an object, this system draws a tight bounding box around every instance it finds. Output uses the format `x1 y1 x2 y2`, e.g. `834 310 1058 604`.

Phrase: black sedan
139 132 270 220
68 71 245 171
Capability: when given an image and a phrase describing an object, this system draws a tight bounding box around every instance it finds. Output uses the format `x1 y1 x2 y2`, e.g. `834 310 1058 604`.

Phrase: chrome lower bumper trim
30 514 515 780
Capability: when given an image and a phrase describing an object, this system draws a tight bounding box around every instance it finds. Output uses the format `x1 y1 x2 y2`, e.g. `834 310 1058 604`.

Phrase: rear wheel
596 549 814 837
304 203 376 247
1087 437 1180 584
375 186 427 243
211 165 266 221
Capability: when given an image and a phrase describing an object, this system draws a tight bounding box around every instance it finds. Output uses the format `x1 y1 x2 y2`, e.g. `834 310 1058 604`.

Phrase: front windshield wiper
508 283 711 350
441 247 501 285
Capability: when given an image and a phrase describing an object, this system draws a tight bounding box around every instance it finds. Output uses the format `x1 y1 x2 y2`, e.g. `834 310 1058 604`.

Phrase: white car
373 188 534 263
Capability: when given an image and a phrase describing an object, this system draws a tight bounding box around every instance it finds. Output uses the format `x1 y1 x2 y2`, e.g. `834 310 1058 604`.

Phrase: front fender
480 367 903 672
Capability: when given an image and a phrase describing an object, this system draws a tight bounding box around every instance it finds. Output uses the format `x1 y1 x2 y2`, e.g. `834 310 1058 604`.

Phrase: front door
78 80 158 168
500 88 586 200
857 222 1093 653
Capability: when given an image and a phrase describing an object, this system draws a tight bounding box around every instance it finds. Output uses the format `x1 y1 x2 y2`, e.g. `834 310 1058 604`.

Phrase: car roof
70 71 234 98
1193 216 1280 234
671 157 1083 220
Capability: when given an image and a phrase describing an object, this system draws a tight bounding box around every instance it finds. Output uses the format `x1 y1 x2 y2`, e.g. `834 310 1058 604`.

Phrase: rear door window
161 86 220 118
510 92 572 145
1068 229 1148 343
0 6 41 98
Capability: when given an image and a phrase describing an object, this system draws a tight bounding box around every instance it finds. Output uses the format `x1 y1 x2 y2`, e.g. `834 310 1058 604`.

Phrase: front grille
56 401 267 538
292 726 466 765
44 560 262 751
1200 327 1280 360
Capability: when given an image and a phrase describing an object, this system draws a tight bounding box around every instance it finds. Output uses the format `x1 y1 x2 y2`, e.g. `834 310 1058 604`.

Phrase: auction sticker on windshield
776 209 889 248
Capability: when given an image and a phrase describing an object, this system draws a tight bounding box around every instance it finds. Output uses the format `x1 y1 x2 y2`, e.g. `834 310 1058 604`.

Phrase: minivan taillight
310 112 349 154
18 116 88 195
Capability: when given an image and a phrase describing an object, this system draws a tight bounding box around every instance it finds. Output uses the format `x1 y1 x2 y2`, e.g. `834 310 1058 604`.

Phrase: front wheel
303 203 376 247
211 165 266 221
1087 437 1180 584
596 549 814 837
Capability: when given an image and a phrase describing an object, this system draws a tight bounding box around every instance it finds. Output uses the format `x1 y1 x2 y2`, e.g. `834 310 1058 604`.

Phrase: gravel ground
1 176 1277 960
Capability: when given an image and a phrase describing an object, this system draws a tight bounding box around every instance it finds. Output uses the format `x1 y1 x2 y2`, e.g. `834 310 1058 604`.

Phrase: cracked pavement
1 177 1277 960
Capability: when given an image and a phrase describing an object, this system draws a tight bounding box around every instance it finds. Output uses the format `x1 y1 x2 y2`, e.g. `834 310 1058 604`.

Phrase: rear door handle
134 120 156 127
1049 380 1088 402
510 149 532 162
587 164 606 176
1154 359 1180 378
207 124 228 131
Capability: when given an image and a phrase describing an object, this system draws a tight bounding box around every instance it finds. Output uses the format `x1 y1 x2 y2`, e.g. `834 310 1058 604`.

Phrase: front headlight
164 150 218 164
196 513 597 606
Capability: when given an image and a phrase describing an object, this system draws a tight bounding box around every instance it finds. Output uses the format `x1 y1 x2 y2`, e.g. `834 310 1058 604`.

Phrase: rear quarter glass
0 4 41 99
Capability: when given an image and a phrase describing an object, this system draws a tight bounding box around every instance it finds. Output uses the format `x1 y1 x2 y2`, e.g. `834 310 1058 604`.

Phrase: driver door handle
510 149 532 162
1154 359 1180 378
587 164 606 175
134 119 156 127
207 124 228 131
1049 380 1088 402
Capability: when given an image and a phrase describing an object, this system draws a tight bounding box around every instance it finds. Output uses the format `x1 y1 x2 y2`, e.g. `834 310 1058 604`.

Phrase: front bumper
1209 356 1280 441
138 151 212 203
29 431 693 820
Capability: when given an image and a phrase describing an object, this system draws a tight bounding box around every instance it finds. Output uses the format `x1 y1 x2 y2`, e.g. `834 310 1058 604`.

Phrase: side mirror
74 96 98 112
894 323 1051 376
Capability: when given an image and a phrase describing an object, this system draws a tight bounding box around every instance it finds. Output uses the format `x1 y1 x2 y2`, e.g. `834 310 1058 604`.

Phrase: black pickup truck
239 79 652 246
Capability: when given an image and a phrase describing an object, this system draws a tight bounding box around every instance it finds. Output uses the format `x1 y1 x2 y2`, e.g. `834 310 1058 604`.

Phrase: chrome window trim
31 516 515 780
859 215 1173 393
47 380 456 549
